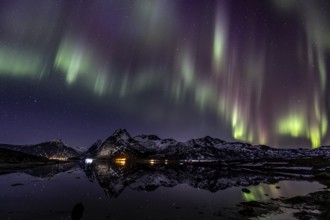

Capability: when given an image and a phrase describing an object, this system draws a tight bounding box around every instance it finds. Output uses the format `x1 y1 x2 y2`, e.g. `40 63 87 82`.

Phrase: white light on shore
85 158 93 164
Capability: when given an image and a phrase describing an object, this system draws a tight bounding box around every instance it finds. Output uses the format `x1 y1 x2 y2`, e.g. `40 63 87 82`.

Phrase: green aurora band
1 0 330 148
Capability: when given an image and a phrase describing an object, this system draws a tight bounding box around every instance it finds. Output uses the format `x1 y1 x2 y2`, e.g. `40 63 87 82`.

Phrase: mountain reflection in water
0 162 325 220
82 161 306 198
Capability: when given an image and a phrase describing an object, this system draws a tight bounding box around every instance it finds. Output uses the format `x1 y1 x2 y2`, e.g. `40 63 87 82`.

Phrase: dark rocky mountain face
85 129 330 161
85 129 157 159
0 140 79 159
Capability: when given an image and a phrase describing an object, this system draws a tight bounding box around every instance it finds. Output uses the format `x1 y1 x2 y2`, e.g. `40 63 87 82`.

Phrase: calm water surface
0 162 325 220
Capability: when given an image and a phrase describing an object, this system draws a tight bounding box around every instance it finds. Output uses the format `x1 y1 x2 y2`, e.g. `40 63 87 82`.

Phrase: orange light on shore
115 158 126 166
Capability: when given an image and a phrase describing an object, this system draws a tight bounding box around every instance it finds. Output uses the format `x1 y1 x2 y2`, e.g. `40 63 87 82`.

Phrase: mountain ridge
2 128 330 162
84 129 330 161
0 140 79 159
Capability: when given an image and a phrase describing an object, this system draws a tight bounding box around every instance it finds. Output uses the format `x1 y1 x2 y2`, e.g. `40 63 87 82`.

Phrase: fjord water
0 162 324 220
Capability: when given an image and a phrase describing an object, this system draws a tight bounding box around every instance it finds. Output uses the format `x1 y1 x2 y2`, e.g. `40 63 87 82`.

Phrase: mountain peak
49 139 66 145
112 128 131 140
37 139 68 147
113 128 130 135
135 134 160 140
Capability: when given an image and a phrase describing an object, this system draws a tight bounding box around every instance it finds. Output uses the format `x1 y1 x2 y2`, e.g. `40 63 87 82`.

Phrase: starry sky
1 0 330 149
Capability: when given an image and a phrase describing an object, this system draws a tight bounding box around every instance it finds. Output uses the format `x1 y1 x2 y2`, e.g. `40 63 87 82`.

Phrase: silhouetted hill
0 148 48 163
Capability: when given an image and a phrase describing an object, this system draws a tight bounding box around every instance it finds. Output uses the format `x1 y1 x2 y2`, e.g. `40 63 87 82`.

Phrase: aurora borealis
1 0 330 149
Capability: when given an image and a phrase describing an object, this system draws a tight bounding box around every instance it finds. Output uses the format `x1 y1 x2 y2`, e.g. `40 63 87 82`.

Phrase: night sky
1 0 330 149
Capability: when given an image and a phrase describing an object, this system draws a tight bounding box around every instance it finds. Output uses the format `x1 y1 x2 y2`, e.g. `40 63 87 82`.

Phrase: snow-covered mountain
0 140 79 159
85 129 330 161
3 128 330 162
83 129 146 159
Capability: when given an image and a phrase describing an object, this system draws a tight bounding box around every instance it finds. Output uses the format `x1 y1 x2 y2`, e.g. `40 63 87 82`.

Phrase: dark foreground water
0 162 325 220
